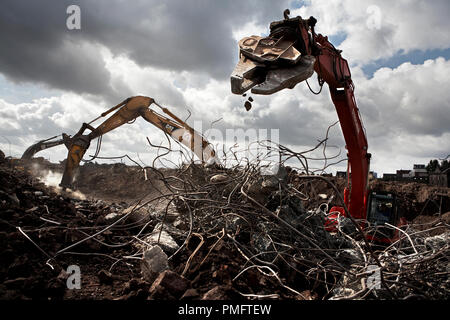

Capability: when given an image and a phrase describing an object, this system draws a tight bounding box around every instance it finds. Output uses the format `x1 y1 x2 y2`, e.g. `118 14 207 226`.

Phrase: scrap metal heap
1 148 449 300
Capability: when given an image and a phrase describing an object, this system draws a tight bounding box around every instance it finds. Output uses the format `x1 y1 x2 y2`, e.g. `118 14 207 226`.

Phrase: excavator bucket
230 18 316 95
59 135 90 189
60 143 88 188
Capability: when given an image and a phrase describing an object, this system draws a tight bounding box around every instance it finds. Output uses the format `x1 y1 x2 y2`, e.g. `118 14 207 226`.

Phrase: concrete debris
139 229 180 254
121 205 153 223
97 269 114 285
1 154 448 300
149 270 190 299
424 232 449 252
153 222 186 238
201 286 229 300
210 174 228 183
173 218 186 229
104 212 121 222
141 245 169 283
180 288 200 300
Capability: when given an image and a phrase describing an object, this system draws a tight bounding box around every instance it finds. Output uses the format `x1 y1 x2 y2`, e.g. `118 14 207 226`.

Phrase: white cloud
356 57 450 137
2 53 449 175
1 1 449 177
292 0 450 65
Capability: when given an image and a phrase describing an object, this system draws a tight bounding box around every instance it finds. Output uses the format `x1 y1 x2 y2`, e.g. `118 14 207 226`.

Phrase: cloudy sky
1 0 449 176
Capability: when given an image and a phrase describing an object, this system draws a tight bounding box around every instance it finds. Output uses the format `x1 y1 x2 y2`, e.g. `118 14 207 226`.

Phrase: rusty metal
239 35 302 64
252 55 315 95
230 32 315 95
230 55 265 95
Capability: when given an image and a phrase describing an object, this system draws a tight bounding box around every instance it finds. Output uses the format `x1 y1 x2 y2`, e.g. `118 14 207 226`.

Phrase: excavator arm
231 11 369 219
21 135 69 160
230 11 402 242
312 33 370 221
23 96 218 188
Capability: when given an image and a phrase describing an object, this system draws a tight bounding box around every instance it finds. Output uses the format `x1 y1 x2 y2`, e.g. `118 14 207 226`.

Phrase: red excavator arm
311 30 370 220
230 10 402 242
231 11 370 220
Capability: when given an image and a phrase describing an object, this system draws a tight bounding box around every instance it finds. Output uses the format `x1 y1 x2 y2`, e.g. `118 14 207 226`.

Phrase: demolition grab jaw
230 34 316 95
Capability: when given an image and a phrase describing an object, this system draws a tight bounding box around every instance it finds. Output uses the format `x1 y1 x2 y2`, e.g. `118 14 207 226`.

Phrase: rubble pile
370 179 450 220
28 158 170 202
0 159 141 299
152 163 450 300
0 151 449 300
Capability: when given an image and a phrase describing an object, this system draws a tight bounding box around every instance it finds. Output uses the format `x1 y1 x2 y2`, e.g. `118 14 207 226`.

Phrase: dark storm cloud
80 0 290 77
0 1 113 97
0 0 291 98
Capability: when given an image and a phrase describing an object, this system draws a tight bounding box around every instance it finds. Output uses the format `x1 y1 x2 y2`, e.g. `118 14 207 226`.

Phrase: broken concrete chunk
143 230 180 254
141 245 169 283
424 232 449 251
56 269 70 281
154 222 186 237
149 270 190 299
104 212 121 222
121 205 152 223
173 218 186 229
201 286 229 300
180 288 200 300
261 176 279 190
261 165 288 190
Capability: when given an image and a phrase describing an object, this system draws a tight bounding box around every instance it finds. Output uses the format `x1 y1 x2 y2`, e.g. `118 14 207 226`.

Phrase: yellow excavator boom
22 96 218 188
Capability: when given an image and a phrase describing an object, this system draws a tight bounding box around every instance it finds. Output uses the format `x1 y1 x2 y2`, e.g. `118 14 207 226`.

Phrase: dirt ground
1 156 448 300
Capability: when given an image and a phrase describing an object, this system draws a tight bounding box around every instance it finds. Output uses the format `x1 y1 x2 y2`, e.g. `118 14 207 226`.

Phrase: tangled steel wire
16 125 448 300
126 133 448 300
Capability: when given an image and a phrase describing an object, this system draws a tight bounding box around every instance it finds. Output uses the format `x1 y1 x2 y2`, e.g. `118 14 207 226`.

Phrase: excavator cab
365 191 399 242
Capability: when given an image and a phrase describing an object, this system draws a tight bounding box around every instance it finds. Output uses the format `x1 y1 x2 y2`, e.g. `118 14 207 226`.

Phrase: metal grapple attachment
230 14 316 95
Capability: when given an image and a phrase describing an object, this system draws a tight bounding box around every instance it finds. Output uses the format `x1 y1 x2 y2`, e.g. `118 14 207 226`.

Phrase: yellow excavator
22 96 218 188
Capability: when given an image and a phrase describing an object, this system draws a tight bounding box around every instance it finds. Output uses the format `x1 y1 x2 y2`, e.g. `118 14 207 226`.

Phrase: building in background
382 173 397 181
382 164 429 183
396 169 411 180
409 164 428 182
429 168 450 187
336 171 347 179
